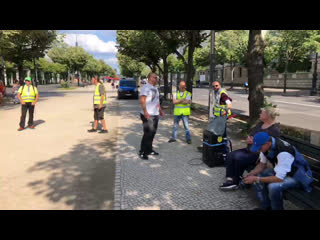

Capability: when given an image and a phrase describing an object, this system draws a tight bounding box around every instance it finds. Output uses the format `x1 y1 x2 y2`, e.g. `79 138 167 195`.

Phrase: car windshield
120 80 136 87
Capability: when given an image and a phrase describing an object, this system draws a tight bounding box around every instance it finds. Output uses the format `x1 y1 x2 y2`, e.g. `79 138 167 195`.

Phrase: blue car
117 79 139 99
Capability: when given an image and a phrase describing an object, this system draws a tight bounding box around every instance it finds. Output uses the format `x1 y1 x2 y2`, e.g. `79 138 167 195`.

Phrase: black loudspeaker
202 130 226 168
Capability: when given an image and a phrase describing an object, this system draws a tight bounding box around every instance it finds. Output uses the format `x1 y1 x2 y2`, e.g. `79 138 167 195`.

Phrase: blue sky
58 30 119 74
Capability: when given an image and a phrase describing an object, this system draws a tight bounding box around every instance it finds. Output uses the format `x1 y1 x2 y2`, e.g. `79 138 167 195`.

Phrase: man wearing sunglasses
211 81 232 119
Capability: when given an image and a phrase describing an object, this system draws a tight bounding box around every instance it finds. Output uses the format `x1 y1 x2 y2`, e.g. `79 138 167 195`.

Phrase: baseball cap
25 77 31 81
250 132 270 152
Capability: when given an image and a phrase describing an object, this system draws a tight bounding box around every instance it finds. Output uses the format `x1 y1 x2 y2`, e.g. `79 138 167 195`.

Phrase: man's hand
99 104 102 110
32 102 36 106
144 110 150 120
160 109 164 117
21 101 26 105
243 176 258 184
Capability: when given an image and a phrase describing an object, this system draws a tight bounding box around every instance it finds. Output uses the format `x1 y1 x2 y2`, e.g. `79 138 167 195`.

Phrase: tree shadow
26 137 117 210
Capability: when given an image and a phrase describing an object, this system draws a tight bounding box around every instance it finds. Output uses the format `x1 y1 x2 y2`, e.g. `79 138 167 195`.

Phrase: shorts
94 107 105 120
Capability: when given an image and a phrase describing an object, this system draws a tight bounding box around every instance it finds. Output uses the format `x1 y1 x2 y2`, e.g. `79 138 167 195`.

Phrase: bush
60 81 70 88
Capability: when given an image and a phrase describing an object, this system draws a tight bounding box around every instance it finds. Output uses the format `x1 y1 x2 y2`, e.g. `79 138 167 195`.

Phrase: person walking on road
139 72 164 160
168 81 192 144
12 79 20 104
17 77 39 131
88 76 108 133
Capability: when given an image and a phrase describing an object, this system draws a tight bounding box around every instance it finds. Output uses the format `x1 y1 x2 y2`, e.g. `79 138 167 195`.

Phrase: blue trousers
171 115 191 141
253 168 300 210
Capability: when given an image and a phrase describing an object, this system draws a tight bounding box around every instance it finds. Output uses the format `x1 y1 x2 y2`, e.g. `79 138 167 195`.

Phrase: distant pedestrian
17 77 39 131
0 80 6 105
88 76 108 133
168 81 192 144
12 80 20 104
139 72 164 160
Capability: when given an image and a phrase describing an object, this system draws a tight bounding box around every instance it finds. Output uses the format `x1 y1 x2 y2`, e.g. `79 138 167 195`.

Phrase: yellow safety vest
174 91 191 116
93 83 107 105
19 85 37 102
213 89 231 117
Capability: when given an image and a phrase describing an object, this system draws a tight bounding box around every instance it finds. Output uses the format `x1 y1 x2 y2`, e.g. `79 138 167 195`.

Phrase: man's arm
246 162 267 176
140 95 150 119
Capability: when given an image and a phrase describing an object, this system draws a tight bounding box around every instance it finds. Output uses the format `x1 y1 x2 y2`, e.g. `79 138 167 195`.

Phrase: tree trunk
18 63 24 82
247 30 265 125
162 56 169 100
284 56 288 94
185 35 196 93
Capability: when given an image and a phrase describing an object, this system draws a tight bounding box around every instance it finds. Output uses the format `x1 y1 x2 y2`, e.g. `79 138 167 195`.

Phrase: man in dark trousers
139 72 164 160
17 77 39 131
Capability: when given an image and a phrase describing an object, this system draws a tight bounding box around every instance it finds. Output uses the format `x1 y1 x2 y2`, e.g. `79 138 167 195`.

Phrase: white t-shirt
259 152 295 180
173 91 192 101
140 83 160 116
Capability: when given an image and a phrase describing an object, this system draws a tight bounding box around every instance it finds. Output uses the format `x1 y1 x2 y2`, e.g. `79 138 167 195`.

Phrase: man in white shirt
139 72 164 160
243 132 300 210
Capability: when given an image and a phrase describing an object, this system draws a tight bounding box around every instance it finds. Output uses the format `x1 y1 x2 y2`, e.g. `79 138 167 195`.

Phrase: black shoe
168 139 176 143
98 129 108 133
139 153 148 160
187 140 192 144
219 180 238 190
149 150 159 156
88 129 97 132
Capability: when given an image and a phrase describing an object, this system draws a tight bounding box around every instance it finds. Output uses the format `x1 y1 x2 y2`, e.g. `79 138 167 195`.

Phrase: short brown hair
147 72 157 79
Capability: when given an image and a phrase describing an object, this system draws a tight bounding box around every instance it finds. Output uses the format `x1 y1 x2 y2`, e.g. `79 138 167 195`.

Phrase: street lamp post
208 30 215 119
311 52 318 96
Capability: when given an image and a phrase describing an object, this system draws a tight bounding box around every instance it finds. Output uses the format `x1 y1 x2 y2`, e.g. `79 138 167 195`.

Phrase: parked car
117 79 139 99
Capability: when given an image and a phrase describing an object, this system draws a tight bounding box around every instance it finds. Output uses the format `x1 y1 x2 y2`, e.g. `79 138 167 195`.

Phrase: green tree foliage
2 30 57 80
117 53 145 78
264 30 320 72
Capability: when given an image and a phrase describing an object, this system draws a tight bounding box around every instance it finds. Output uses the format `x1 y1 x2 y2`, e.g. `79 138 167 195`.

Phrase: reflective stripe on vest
20 85 36 102
93 83 107 105
213 89 231 117
174 91 191 116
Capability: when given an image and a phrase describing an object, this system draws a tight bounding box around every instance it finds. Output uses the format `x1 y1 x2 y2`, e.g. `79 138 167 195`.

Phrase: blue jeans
171 115 191 141
253 168 300 210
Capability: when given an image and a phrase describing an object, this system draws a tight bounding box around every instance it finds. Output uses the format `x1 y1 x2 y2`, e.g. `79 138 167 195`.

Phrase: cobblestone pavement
114 99 263 210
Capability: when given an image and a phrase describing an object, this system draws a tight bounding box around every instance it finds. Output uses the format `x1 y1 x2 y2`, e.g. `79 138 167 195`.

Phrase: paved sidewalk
114 99 260 210
0 84 119 210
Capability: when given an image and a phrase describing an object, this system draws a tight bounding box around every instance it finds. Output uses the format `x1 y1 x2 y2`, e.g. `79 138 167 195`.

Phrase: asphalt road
191 87 320 131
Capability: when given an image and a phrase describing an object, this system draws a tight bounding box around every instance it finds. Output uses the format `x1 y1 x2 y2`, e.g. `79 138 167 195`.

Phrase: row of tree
116 30 320 123
0 30 117 86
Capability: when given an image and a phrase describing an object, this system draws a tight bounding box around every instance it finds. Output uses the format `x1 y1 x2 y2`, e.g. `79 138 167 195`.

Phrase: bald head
179 81 186 92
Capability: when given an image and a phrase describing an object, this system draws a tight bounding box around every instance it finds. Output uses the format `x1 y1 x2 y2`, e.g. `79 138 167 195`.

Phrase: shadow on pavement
26 137 117 210
34 119 46 127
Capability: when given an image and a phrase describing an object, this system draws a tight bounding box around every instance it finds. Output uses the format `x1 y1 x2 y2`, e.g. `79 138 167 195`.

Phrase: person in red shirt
0 80 6 105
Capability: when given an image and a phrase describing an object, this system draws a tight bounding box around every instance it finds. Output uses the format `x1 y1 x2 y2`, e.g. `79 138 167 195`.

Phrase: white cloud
63 34 117 54
104 57 118 65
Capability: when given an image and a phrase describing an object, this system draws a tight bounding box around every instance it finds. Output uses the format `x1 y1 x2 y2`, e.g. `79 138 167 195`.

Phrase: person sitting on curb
219 106 280 190
88 76 108 133
243 132 313 210
17 77 39 131
168 81 192 144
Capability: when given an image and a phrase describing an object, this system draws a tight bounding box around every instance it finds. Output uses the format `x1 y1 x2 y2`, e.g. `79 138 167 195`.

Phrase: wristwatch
256 177 261 183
